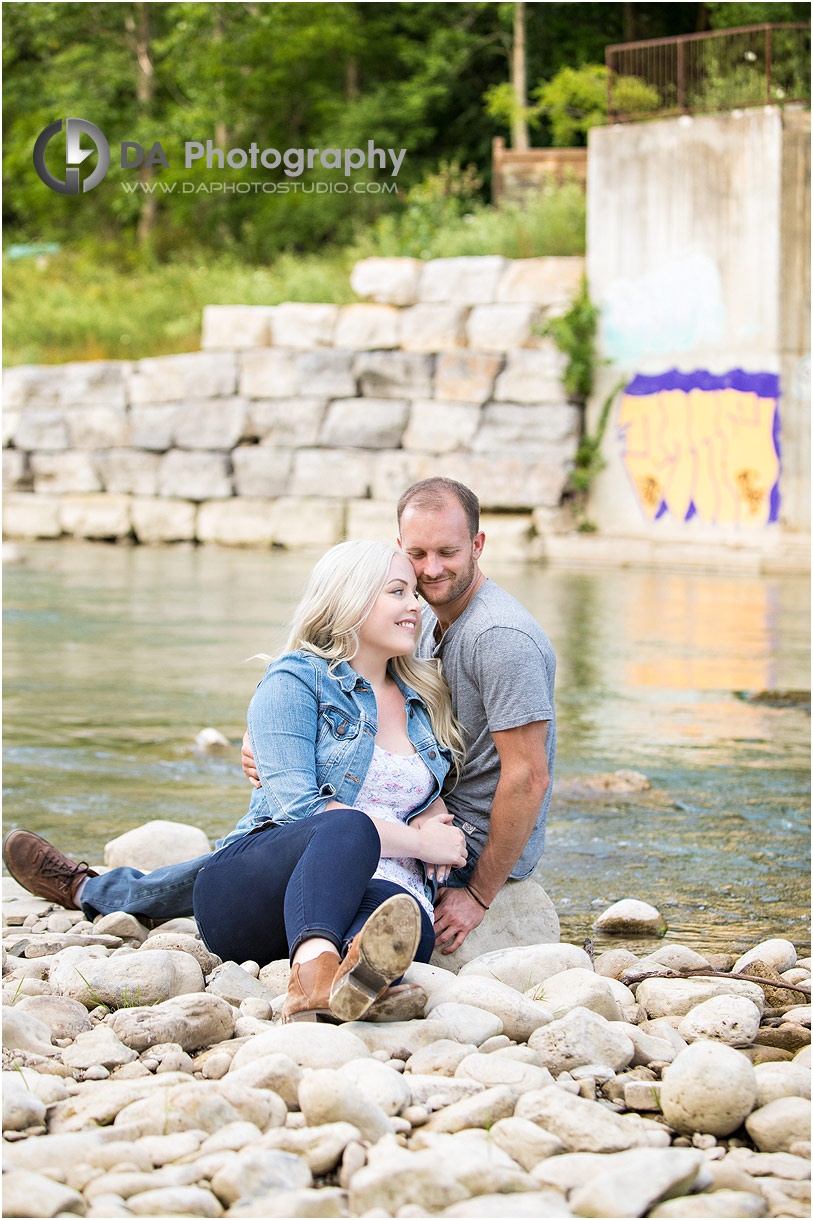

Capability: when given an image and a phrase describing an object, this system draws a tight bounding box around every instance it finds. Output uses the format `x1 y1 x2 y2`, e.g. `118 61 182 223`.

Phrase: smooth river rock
13 994 93 1040
677 995 762 1047
51 949 204 1009
426 975 552 1042
298 1068 393 1143
734 938 797 975
744 1095 812 1153
568 1147 704 1218
528 1006 635 1074
430 878 559 971
109 992 235 1051
230 1024 370 1071
537 967 625 1021
515 1085 667 1153
635 976 765 1019
593 898 666 935
104 820 211 871
459 942 592 991
660 1040 758 1136
753 1060 811 1107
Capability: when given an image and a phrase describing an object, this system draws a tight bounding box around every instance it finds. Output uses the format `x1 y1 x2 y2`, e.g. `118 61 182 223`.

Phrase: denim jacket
217 651 452 853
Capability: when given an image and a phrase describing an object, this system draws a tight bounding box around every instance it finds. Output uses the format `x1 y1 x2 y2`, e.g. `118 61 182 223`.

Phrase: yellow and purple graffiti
618 370 780 527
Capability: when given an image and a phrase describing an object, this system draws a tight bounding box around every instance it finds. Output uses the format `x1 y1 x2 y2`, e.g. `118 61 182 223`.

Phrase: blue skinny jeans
191 807 436 966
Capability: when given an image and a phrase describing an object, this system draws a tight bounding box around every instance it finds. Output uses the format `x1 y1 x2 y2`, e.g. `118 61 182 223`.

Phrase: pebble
3 876 811 1220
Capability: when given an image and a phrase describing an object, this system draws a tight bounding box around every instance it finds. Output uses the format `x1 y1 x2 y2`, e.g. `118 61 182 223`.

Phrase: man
4 479 555 955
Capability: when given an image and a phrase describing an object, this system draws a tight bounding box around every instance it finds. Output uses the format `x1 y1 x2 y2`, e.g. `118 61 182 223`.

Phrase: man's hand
433 886 485 955
241 731 260 788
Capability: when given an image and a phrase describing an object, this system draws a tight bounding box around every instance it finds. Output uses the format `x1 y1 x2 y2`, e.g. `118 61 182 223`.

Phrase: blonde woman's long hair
282 540 465 777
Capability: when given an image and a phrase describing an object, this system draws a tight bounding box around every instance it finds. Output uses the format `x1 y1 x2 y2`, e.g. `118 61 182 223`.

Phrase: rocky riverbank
2 872 810 1219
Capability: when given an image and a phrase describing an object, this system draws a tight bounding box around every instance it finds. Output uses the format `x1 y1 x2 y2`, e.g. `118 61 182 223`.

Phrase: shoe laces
39 856 92 892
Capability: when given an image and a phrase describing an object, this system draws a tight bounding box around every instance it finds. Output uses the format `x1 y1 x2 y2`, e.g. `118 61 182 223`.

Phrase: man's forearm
468 779 548 905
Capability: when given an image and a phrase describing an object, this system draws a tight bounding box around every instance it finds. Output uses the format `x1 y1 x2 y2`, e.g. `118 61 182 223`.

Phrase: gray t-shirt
416 579 556 879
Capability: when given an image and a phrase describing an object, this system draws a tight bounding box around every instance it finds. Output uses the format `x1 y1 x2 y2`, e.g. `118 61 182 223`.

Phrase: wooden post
492 137 505 205
511 1 529 151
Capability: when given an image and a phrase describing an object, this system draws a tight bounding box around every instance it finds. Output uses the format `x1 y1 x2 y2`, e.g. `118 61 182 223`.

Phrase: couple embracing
4 478 557 1024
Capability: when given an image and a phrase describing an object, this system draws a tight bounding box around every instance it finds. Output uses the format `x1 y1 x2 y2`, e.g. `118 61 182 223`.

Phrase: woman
193 540 467 1024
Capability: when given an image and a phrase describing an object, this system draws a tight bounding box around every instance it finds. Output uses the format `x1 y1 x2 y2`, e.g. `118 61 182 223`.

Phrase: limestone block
350 257 423 305
201 304 276 349
15 409 69 451
97 450 161 495
269 498 345 549
3 449 28 490
369 451 437 502
128 352 237 404
247 399 327 447
2 493 62 538
439 453 570 510
402 400 481 453
58 359 129 408
290 450 371 499
59 494 132 539
3 409 19 447
3 364 63 410
232 446 293 498
473 403 581 454
270 303 337 348
296 350 357 398
334 304 399 350
197 498 275 547
479 513 534 561
159 451 232 501
130 405 179 451
467 304 540 351
398 305 468 353
320 398 409 449
431 879 559 972
493 347 568 404
131 497 197 543
421 256 507 304
355 351 433 399
65 405 130 449
496 257 586 304
173 398 248 450
344 500 397 543
30 451 102 494
239 349 299 399
435 352 502 403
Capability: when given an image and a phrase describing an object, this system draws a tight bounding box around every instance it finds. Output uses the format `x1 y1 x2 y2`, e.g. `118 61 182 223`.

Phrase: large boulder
431 879 559 972
104 820 211 871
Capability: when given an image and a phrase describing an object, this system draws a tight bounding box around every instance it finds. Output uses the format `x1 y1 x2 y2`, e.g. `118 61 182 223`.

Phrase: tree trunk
623 2 636 43
125 2 157 248
511 1 529 151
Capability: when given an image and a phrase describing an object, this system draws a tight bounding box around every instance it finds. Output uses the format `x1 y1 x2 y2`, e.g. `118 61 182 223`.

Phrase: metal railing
606 24 810 122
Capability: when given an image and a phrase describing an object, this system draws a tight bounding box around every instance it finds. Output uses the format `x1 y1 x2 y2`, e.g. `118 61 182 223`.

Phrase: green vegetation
3 2 807 364
4 179 586 365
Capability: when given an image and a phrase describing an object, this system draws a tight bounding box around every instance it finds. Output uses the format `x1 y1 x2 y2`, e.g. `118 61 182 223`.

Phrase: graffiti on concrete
618 369 781 527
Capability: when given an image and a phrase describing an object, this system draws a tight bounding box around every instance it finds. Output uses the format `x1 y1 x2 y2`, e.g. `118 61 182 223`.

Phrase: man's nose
423 554 444 577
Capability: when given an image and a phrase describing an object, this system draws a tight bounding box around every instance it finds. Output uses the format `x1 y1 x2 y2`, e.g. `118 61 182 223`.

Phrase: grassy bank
3 185 586 366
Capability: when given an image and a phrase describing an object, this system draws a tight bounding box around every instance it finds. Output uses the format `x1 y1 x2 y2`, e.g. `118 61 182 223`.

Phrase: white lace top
355 744 435 917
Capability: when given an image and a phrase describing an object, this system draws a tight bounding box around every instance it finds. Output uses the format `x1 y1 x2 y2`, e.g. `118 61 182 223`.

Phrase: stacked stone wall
3 255 583 559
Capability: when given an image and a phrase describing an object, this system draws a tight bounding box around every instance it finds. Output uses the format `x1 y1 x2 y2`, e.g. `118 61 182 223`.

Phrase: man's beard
419 559 476 607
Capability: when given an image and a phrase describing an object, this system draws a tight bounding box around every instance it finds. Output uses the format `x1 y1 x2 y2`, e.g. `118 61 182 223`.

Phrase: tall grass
3 184 586 366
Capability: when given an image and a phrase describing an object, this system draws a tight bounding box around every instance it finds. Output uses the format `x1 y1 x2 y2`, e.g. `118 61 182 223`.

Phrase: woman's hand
242 731 261 788
413 816 467 871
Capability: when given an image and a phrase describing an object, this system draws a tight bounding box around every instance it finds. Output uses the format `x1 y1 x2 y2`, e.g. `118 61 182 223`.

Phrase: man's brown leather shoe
281 951 341 1023
330 893 421 1023
2 830 98 910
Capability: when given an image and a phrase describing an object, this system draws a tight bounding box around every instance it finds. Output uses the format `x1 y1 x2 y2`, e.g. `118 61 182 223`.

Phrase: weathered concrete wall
586 106 810 543
2 256 583 559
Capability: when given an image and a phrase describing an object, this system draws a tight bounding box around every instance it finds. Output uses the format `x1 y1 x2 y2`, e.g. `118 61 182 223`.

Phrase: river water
3 541 810 957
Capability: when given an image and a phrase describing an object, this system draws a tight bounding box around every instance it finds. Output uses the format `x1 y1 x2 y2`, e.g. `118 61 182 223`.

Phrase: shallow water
3 541 810 957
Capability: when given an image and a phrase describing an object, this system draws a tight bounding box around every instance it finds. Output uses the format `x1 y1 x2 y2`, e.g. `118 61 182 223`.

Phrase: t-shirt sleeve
469 626 554 734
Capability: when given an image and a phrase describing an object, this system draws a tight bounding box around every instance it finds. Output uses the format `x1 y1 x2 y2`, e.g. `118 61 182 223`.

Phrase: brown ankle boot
281 951 340 1023
329 893 422 1023
2 830 98 910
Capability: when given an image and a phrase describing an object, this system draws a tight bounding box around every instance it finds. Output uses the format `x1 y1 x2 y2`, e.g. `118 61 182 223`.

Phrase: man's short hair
397 478 480 539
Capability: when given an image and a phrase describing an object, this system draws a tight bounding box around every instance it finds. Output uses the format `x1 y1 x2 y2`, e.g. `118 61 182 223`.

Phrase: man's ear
473 530 485 560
